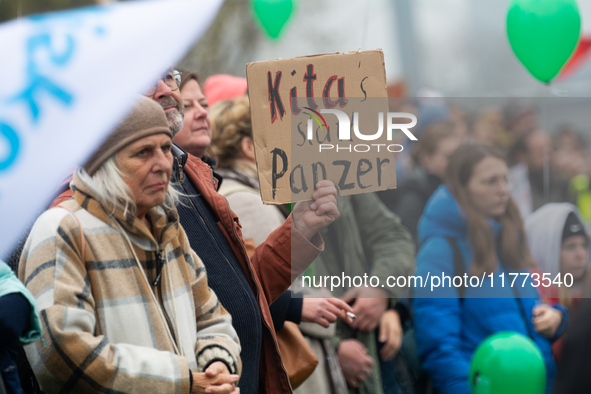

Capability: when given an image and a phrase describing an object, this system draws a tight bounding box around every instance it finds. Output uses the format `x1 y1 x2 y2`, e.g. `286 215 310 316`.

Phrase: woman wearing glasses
412 144 568 394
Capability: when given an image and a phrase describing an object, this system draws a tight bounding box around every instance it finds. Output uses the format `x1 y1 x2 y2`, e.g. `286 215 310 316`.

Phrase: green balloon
507 0 581 83
470 332 546 394
251 0 294 40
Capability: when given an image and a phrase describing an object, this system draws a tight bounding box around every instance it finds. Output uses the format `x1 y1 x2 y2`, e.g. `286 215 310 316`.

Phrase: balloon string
542 102 550 204
360 1 370 50
547 75 571 97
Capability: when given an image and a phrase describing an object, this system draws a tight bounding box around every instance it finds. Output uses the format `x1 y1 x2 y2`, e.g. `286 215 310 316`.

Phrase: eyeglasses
143 69 182 97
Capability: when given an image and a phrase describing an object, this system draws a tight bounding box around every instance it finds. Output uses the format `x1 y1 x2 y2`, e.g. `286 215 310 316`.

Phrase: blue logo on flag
0 6 108 176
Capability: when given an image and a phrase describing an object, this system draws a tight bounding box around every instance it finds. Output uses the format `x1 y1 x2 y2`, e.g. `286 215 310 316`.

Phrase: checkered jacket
18 172 241 394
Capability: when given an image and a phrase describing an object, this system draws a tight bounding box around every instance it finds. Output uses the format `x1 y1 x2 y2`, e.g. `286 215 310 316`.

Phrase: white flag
0 0 223 259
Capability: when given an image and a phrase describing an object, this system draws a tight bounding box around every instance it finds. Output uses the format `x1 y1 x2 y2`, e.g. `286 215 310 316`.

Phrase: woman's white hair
79 155 183 216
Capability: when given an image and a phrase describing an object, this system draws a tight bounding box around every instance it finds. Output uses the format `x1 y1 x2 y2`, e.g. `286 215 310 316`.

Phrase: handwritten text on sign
247 50 413 204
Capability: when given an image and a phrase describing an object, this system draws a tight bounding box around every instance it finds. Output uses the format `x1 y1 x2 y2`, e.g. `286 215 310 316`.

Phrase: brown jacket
50 154 324 393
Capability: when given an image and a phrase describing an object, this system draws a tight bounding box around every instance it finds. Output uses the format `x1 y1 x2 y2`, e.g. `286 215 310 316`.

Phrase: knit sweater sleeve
19 209 193 394
182 229 242 375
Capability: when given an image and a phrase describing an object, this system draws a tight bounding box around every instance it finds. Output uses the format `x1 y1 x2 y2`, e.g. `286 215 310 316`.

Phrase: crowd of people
1 66 590 394
383 97 591 394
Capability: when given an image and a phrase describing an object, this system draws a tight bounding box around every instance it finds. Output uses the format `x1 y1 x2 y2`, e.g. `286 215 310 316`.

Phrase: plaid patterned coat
45 151 326 394
18 172 241 394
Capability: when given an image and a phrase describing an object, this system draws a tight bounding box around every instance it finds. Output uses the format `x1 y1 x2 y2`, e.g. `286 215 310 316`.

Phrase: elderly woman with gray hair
19 97 241 394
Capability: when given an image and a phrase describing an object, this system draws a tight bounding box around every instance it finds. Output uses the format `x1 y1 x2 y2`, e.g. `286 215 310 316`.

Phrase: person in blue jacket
413 144 568 394
0 260 42 394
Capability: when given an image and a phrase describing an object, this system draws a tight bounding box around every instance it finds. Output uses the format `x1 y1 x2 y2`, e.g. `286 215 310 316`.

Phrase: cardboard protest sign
247 50 399 205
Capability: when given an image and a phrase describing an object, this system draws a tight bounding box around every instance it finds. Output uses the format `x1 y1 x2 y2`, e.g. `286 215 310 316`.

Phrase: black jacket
394 166 442 245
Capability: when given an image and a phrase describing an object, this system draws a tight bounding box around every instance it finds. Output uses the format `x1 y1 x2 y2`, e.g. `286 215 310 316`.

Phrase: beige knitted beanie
84 97 172 175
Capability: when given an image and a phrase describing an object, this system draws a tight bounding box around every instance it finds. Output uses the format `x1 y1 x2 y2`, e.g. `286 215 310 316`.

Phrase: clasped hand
191 362 239 394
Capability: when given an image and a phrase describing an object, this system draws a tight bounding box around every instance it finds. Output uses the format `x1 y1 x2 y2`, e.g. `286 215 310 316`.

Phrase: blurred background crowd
382 95 590 233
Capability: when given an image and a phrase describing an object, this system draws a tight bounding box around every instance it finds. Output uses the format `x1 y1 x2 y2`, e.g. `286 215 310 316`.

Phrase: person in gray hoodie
525 203 591 312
